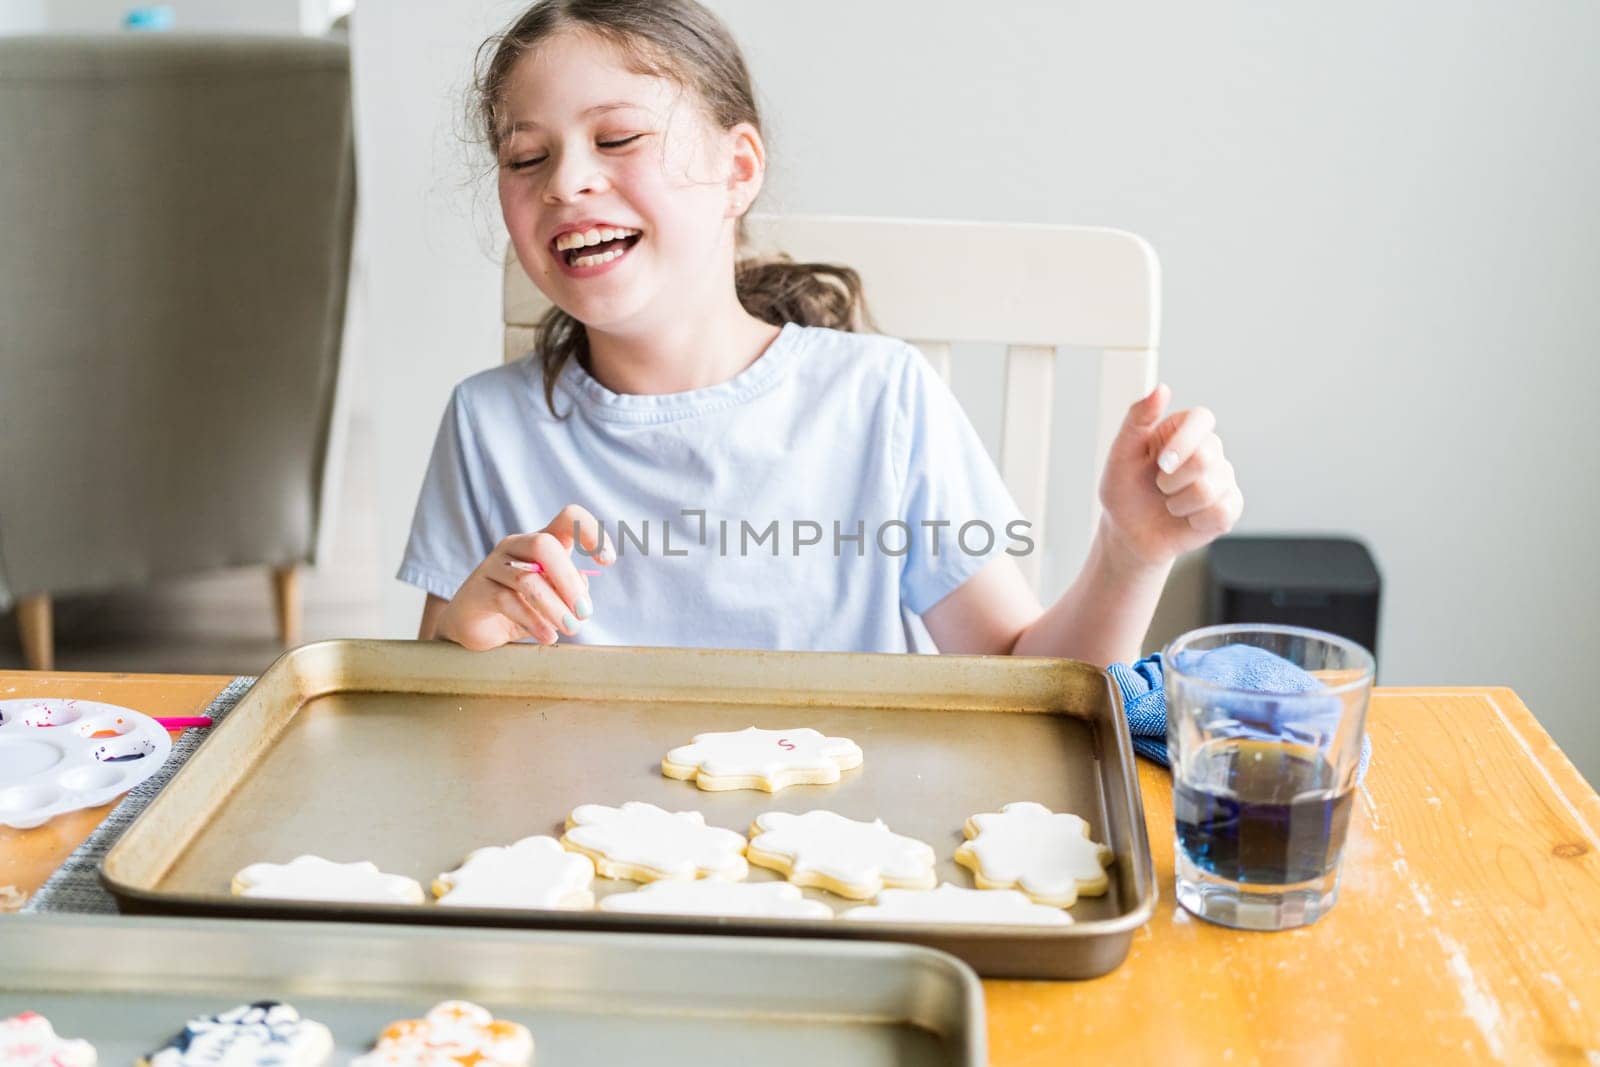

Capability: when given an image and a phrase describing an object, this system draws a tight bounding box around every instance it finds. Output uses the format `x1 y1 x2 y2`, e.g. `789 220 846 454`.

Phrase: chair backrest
503 215 1160 593
0 34 354 608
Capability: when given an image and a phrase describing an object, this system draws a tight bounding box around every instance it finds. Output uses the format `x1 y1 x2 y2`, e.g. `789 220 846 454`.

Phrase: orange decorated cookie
352 1001 532 1066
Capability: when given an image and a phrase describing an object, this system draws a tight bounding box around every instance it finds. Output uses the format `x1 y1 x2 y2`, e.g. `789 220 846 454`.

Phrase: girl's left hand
1097 382 1243 568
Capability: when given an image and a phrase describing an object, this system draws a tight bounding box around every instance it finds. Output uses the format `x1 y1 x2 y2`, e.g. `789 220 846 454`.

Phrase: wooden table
3 672 1597 1064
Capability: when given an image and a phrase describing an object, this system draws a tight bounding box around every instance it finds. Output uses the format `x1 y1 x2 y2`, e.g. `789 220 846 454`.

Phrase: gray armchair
0 34 355 669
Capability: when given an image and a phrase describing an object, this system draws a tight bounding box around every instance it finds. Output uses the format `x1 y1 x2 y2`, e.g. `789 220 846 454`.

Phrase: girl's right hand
433 504 615 651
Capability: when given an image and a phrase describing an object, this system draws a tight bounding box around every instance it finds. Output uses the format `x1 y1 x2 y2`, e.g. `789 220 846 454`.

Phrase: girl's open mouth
552 227 643 275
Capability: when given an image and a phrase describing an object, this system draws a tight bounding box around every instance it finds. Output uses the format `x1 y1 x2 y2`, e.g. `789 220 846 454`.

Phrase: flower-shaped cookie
351 1001 532 1067
433 835 595 909
231 855 425 904
841 883 1075 926
1 1011 96 1067
662 726 863 792
598 879 834 919
746 810 937 900
139 1001 332 1067
954 801 1113 906
562 802 748 882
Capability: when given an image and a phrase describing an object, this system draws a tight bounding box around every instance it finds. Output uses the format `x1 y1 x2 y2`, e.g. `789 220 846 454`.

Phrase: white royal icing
142 1001 333 1067
1 1011 96 1067
747 810 937 898
434 835 595 909
598 879 835 919
955 801 1113 906
563 802 748 881
231 855 425 905
662 726 863 791
841 883 1074 926
351 1001 532 1067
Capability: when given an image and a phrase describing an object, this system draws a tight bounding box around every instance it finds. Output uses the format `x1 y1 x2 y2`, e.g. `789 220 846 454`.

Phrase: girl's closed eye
506 133 645 171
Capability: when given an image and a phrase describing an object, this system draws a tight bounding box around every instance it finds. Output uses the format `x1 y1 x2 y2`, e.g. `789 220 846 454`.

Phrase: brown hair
474 0 873 413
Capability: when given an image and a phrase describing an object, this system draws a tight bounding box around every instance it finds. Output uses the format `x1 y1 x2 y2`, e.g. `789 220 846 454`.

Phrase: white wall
349 1 524 639
350 2 1599 783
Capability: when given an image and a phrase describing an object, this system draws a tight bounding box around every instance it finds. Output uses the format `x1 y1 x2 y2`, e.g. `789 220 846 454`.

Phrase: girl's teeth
571 247 624 268
555 226 639 251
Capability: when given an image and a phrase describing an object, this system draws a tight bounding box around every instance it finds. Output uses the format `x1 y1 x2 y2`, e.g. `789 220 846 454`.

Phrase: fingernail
575 597 592 620
1158 450 1180 474
562 612 579 631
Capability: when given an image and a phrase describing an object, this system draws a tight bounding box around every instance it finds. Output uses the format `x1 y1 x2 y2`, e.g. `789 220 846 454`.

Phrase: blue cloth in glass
1107 646 1372 783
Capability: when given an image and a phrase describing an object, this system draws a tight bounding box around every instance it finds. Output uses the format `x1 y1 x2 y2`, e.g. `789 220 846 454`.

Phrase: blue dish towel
1107 646 1372 783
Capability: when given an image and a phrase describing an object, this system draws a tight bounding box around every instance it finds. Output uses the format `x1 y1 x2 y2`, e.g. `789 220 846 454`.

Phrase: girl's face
496 31 754 335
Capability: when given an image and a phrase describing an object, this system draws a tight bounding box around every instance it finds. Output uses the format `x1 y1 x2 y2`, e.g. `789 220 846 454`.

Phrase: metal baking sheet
0 914 983 1066
101 640 1156 979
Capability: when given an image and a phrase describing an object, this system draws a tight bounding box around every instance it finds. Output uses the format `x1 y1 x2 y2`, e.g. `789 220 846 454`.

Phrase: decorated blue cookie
138 1002 332 1067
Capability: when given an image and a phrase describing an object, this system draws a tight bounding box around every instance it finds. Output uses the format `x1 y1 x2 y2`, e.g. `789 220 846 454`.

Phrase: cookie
433 835 594 910
662 726 863 792
954 801 1113 906
840 883 1075 926
231 855 425 904
139 1001 332 1067
746 810 937 900
351 1001 532 1067
598 879 834 919
1 1011 96 1067
562 801 748 882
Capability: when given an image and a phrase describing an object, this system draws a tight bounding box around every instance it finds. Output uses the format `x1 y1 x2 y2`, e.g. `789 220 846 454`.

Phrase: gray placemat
23 675 257 914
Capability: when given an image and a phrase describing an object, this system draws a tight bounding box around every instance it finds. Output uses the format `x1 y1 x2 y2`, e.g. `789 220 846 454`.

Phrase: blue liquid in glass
1175 740 1353 885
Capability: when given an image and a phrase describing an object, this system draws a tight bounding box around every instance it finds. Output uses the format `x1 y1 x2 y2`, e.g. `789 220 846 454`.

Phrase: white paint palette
0 698 172 829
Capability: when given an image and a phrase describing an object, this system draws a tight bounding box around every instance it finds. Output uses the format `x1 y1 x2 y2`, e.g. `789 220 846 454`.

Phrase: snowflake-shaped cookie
231 855 425 904
1 1011 96 1067
746 810 937 900
351 1001 532 1067
662 726 863 792
598 879 834 919
562 802 748 882
433 835 595 909
840 883 1075 926
139 1001 333 1067
954 801 1113 906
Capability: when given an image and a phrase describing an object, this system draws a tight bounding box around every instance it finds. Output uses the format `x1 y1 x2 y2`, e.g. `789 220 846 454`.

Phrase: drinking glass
1164 624 1375 930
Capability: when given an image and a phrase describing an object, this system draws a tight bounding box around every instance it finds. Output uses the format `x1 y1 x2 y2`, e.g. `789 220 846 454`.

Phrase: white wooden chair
503 215 1160 595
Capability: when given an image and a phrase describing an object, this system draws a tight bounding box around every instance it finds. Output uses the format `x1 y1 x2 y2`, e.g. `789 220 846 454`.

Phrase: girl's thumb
1121 382 1170 435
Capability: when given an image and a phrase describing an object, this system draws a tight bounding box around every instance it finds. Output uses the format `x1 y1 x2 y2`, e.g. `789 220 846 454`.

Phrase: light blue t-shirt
398 323 1028 653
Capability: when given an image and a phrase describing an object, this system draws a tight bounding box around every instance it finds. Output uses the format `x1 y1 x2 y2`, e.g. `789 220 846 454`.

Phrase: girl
399 0 1242 664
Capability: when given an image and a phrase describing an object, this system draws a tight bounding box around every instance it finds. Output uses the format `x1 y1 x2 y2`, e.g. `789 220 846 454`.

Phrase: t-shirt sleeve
895 347 1030 616
396 386 497 601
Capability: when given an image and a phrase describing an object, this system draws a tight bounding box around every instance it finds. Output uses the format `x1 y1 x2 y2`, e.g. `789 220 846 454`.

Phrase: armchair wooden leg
271 564 302 648
17 593 54 671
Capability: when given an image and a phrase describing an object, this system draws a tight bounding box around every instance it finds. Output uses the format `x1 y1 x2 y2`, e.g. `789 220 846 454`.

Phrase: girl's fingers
1188 486 1245 536
520 531 590 625
513 561 584 636
1163 460 1236 518
542 504 616 563
496 507 610 564
1155 435 1224 494
491 584 557 645
1109 383 1171 461
1151 406 1217 475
